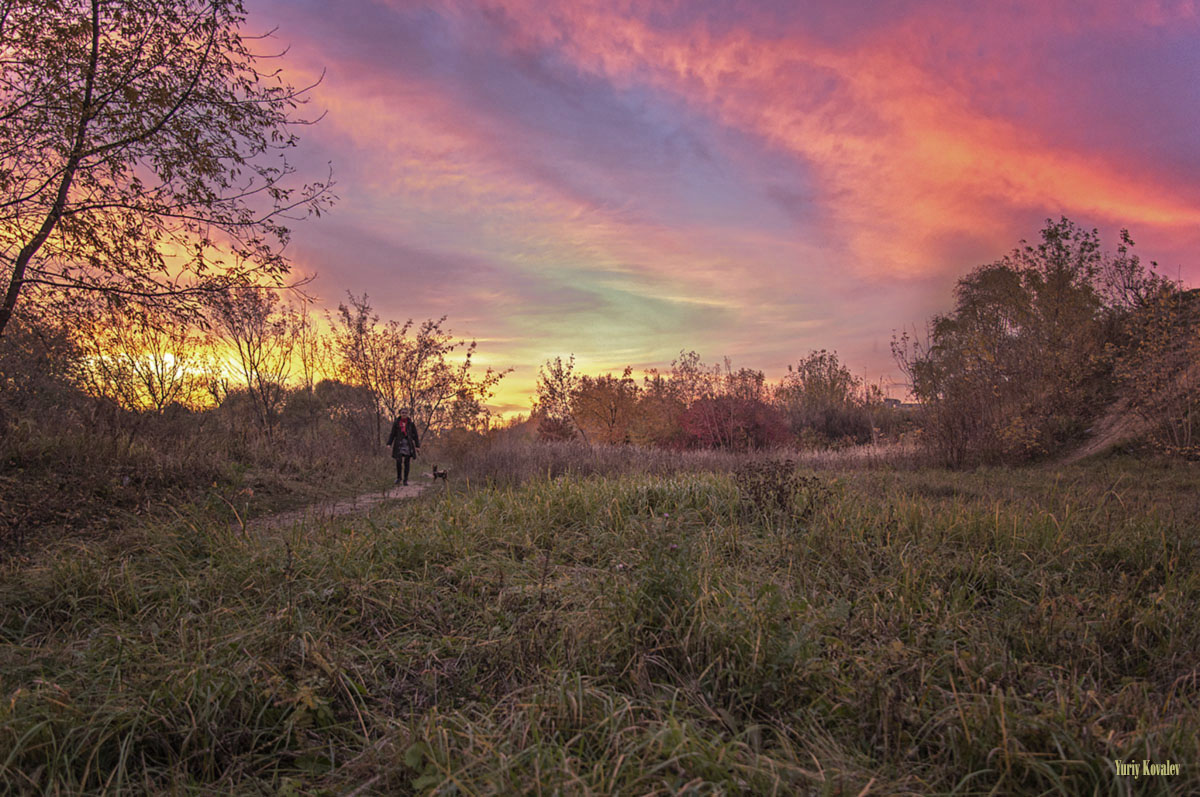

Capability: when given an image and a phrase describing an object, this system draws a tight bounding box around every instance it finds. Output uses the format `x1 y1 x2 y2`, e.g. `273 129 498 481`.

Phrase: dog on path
431 465 448 482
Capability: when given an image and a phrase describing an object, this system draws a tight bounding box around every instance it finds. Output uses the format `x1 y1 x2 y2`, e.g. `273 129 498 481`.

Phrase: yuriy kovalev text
1113 759 1181 778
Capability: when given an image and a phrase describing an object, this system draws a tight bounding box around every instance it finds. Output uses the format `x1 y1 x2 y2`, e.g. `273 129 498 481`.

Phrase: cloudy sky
248 0 1200 414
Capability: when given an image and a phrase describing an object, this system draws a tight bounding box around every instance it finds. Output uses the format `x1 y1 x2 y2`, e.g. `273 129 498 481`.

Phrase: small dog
431 465 448 482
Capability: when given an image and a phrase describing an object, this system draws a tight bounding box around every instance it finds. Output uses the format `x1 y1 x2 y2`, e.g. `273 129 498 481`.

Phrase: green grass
2 458 1198 794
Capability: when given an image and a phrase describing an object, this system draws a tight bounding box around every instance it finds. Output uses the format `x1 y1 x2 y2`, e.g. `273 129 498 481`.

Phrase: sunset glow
250 0 1200 414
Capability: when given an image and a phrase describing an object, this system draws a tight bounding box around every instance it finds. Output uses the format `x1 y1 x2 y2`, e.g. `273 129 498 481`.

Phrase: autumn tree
0 0 331 340
680 361 787 450
776 349 875 445
328 294 388 441
313 377 376 450
211 285 299 437
895 218 1164 465
398 317 507 435
329 294 506 440
667 349 718 407
534 355 585 443
623 351 715 447
630 370 687 447
76 299 210 417
0 301 83 427
294 300 326 394
1098 230 1172 315
572 366 639 445
1114 287 1200 457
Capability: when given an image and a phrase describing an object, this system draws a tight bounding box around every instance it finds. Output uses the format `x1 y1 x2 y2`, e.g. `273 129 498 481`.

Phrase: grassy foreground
1 460 1198 794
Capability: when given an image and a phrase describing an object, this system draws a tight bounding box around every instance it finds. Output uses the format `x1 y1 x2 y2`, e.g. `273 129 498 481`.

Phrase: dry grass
450 437 923 488
0 418 391 552
2 452 1197 794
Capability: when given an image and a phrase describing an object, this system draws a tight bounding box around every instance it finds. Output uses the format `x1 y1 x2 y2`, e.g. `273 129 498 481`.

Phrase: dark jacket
386 416 420 459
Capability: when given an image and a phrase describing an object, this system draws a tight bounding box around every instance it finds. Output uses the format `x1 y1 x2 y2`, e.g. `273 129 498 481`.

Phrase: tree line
1 288 505 447
5 216 1195 470
531 349 906 451
528 218 1198 465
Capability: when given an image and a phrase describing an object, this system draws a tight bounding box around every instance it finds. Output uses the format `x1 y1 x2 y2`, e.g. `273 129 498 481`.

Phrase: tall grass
0 414 390 552
451 437 924 488
2 459 1197 793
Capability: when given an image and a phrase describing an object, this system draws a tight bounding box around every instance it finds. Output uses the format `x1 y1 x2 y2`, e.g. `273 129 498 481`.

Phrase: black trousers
395 455 412 483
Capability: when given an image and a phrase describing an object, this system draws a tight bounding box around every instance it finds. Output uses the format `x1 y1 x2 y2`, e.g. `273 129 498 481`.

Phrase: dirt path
249 478 434 531
1060 399 1151 464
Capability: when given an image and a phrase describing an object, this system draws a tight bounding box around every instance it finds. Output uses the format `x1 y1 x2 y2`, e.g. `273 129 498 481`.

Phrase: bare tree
328 293 397 442
211 285 298 437
295 299 326 394
0 0 333 340
76 299 210 415
329 294 507 440
398 318 508 436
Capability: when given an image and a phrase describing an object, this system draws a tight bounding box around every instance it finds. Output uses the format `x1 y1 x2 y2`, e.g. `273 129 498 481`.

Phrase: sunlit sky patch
250 0 1200 414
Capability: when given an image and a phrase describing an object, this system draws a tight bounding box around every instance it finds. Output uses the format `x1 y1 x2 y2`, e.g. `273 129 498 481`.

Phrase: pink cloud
248 0 1200 410
461 0 1200 280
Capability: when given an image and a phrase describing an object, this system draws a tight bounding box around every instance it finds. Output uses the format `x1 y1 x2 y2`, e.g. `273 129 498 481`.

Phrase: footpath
249 479 432 532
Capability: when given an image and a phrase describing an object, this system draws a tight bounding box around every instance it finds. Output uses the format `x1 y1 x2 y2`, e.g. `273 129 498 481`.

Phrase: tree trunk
0 1 101 340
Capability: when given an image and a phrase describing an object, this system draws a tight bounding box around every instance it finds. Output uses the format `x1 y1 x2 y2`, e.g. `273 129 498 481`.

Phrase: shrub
732 458 833 524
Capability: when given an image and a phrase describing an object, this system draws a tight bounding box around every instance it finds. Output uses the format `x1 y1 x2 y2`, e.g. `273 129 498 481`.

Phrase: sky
248 0 1200 415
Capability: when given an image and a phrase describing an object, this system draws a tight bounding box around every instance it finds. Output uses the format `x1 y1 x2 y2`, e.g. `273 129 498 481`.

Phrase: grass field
2 455 1198 794
0 421 396 551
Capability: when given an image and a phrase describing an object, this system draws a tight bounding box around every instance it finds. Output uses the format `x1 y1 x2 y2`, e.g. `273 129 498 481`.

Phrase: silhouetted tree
211 285 299 437
0 303 83 427
0 0 332 340
76 299 210 416
329 294 506 440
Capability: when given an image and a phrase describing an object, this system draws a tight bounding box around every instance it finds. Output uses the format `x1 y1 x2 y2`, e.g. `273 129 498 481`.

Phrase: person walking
386 410 420 485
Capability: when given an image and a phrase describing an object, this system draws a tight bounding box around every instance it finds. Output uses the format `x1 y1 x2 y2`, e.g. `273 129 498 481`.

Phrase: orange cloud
461 0 1200 277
